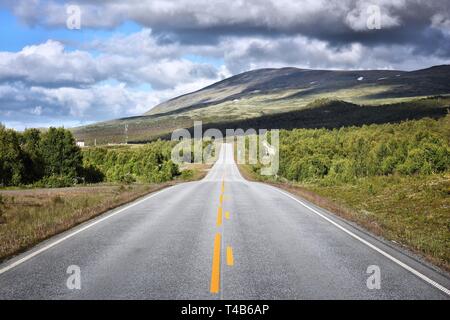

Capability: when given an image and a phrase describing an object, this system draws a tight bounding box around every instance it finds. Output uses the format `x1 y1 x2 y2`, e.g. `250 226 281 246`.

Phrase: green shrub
82 140 180 184
0 126 83 187
180 169 194 180
35 175 76 188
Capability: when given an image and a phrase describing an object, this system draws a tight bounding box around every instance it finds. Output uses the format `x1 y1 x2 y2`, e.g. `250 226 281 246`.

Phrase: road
0 143 449 299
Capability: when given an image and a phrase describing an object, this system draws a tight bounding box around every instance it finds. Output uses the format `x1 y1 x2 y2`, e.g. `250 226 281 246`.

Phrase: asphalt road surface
0 143 449 299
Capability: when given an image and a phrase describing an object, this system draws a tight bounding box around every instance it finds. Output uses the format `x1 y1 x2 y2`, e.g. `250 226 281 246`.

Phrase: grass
0 184 169 262
239 164 450 272
0 164 211 262
179 163 213 181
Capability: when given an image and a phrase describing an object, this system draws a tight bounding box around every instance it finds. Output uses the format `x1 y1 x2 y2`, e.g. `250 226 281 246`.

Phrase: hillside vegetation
273 114 450 182
243 115 450 270
73 96 450 145
0 125 180 188
72 65 450 144
82 141 179 184
0 126 83 187
146 65 450 116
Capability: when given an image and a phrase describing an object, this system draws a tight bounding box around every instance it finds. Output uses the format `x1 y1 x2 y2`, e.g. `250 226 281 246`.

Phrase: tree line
251 115 450 184
82 140 179 184
0 125 180 187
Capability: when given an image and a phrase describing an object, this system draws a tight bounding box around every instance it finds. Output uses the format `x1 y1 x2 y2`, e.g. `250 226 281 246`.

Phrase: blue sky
0 0 449 130
0 9 143 52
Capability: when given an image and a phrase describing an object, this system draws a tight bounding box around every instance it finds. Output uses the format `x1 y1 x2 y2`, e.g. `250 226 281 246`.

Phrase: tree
21 128 44 182
0 125 25 186
39 127 82 178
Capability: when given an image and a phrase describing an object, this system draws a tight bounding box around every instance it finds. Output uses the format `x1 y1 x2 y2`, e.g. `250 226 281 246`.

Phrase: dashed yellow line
209 176 232 294
210 233 221 294
217 207 223 226
226 246 234 266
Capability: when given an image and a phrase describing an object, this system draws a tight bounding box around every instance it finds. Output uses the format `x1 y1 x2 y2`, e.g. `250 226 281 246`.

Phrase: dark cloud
6 1 450 46
3 0 450 67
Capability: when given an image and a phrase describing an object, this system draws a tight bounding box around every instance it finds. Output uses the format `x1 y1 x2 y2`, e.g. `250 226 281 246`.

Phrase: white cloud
0 30 229 127
0 40 100 86
0 32 222 90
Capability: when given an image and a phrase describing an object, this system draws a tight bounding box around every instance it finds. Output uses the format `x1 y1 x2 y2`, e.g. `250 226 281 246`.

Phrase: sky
0 0 449 130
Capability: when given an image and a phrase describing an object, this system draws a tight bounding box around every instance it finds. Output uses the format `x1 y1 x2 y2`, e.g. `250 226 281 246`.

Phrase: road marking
0 184 178 276
225 211 230 220
226 246 234 266
269 185 450 296
210 233 222 293
217 207 223 226
219 194 223 205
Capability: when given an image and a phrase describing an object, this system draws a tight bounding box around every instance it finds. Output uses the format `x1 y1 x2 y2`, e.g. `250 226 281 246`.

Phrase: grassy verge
0 184 170 262
0 165 211 262
179 163 213 181
239 164 450 272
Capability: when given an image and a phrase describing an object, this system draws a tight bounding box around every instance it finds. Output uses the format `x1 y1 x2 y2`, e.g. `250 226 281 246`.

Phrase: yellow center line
225 211 230 220
226 246 234 266
217 206 223 226
219 194 223 205
210 233 222 293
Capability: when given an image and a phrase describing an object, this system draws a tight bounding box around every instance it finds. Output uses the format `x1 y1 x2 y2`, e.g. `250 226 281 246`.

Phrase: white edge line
266 184 450 296
0 184 178 275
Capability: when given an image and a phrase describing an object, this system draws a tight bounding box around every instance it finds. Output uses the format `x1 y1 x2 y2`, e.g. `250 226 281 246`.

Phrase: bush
122 173 136 184
328 158 355 183
180 169 194 180
0 126 181 187
0 126 83 187
35 175 76 188
82 140 180 184
80 165 105 183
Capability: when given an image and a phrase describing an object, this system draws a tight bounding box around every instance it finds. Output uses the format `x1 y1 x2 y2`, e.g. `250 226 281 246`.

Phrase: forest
250 115 450 184
0 125 180 187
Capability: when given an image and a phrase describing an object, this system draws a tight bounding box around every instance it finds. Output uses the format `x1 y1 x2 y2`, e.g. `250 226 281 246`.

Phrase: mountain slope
145 65 450 116
72 65 450 144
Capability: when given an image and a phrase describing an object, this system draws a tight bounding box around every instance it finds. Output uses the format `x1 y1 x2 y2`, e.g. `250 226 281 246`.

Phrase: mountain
72 65 450 144
145 65 450 116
